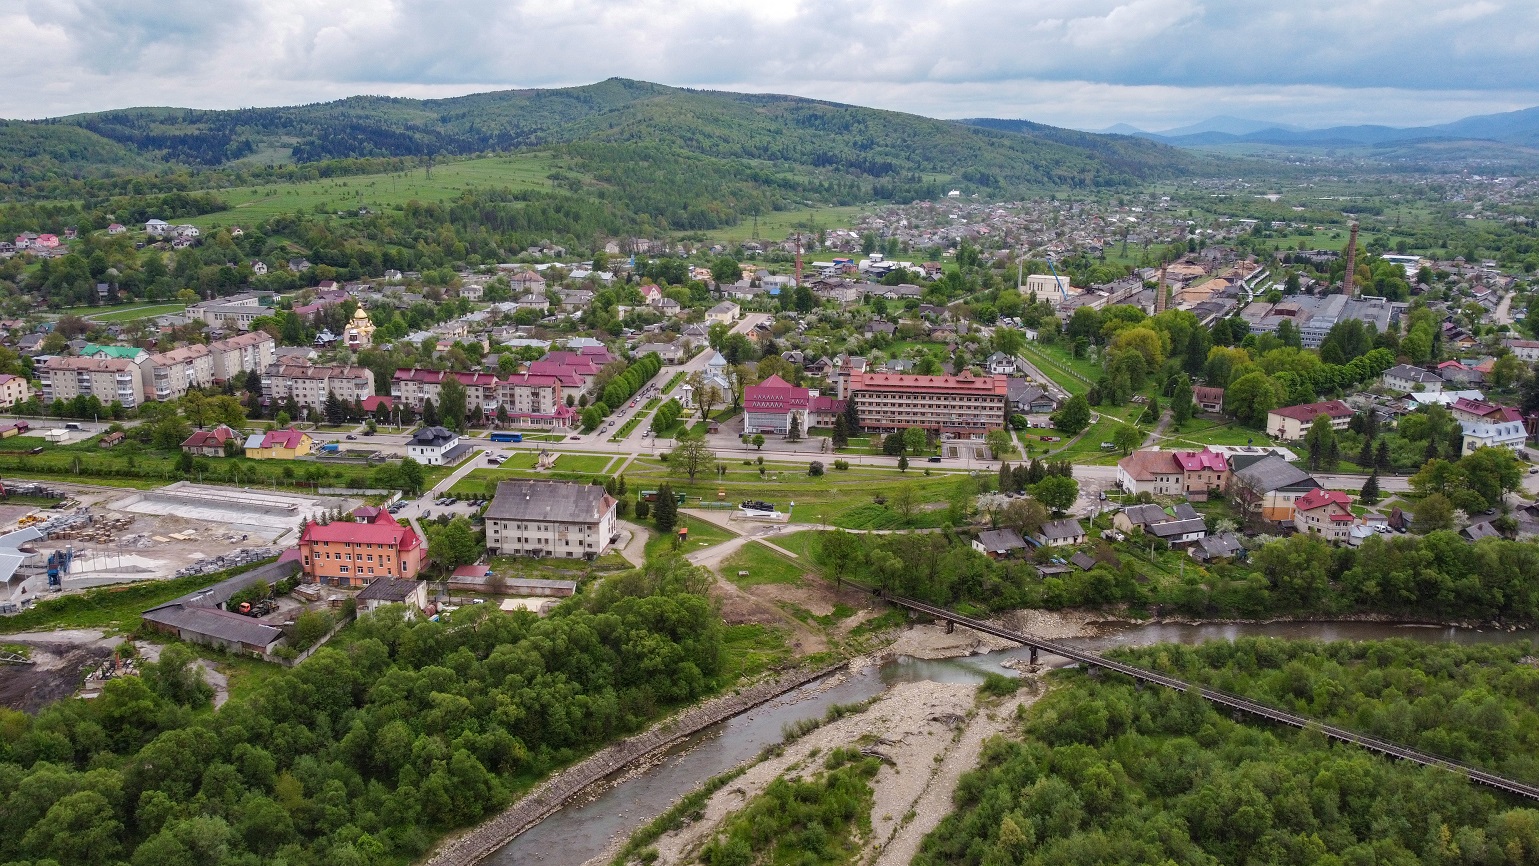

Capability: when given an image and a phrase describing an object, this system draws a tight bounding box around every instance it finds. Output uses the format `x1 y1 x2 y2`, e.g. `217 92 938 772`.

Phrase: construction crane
1044 256 1070 303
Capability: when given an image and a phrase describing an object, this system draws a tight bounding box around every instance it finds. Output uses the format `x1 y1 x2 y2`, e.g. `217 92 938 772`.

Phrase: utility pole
794 233 803 287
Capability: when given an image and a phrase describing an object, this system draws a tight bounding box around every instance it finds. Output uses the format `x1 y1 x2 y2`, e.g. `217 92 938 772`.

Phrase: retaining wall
423 661 846 866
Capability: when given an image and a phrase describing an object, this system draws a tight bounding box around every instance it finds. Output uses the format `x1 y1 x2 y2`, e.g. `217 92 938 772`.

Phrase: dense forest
919 639 1539 866
0 559 724 866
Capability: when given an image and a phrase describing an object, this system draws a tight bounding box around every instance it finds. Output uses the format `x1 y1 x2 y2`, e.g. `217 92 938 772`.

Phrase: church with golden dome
344 307 375 350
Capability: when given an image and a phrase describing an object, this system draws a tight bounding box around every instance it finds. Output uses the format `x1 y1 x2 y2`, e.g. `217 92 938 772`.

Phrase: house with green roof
82 344 148 363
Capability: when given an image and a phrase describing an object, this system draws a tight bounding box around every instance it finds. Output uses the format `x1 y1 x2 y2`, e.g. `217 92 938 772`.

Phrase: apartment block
262 363 376 413
39 357 145 408
846 372 1008 439
209 331 277 381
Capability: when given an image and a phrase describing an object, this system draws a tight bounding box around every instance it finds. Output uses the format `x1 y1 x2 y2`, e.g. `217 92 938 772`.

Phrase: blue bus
489 432 523 443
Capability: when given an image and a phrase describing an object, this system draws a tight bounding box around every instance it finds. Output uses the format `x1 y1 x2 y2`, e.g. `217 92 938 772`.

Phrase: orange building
297 506 424 588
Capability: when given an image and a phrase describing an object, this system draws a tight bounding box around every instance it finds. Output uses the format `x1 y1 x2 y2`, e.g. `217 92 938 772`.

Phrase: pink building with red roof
744 374 813 435
298 506 424 587
1171 448 1229 498
1293 489 1355 542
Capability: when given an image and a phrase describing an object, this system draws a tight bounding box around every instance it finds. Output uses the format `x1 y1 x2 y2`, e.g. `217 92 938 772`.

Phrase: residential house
484 480 619 559
1382 364 1443 393
1038 518 1086 547
1230 455 1321 524
1171 448 1229 499
144 219 170 236
1502 338 1539 363
181 424 239 457
406 426 464 466
244 428 313 460
1006 380 1057 415
1265 400 1354 442
633 342 684 364
706 301 741 325
972 528 1030 558
298 507 424 587
356 577 429 615
986 352 1019 375
1293 489 1356 543
1193 385 1225 413
1461 415 1528 454
1190 532 1244 563
0 374 29 408
1116 450 1182 496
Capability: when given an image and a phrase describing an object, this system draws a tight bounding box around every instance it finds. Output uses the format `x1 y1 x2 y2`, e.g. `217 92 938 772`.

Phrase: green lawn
1162 419 1271 449
87 303 187 323
723 542 807 587
552 453 615 474
695 204 868 245
718 623 792 682
624 457 968 530
644 514 737 559
186 153 570 231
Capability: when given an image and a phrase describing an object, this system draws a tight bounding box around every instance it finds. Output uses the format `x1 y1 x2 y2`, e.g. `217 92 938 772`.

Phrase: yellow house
245 427 313 459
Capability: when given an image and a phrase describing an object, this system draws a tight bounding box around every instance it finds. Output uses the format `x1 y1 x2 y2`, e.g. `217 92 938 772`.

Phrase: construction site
0 480 360 610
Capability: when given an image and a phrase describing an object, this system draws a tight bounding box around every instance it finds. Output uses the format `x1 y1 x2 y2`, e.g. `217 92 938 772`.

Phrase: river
485 620 1533 866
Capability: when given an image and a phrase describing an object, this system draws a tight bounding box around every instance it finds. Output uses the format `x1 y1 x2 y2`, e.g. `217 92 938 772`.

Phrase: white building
406 426 461 466
1462 419 1528 454
484 480 619 559
1381 364 1443 394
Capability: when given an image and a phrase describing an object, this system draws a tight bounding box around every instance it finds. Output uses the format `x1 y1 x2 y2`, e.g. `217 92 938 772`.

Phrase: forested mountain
2 79 1201 201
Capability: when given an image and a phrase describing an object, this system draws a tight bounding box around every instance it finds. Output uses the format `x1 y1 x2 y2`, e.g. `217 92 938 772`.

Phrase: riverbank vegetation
0 557 731 866
699 748 881 866
811 528 1539 625
918 638 1539 866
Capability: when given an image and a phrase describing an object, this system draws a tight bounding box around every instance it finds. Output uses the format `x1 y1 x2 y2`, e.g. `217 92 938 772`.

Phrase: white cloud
2 0 1537 129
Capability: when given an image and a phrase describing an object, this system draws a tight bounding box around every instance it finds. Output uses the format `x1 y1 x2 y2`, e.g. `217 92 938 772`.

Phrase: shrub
833 460 850 470
808 461 825 477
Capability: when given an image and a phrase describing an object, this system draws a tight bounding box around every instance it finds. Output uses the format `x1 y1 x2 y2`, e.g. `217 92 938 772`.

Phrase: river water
486 620 1533 866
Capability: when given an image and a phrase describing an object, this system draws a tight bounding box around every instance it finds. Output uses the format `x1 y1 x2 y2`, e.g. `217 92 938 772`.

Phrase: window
340 566 350 573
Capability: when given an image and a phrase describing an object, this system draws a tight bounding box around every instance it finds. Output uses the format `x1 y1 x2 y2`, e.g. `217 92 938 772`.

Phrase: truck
489 432 523 443
318 442 341 454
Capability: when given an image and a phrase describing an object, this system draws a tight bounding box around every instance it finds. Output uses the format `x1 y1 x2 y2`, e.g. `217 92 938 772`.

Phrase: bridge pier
945 620 954 634
1029 646 1038 665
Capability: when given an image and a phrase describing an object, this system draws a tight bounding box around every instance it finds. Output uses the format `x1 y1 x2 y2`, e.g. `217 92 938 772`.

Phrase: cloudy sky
4 0 1538 131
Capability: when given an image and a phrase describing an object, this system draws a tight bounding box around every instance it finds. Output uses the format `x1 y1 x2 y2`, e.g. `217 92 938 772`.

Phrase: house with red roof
744 374 812 435
1171 448 1229 499
298 506 424 587
1293 489 1355 542
1265 400 1354 442
181 424 240 458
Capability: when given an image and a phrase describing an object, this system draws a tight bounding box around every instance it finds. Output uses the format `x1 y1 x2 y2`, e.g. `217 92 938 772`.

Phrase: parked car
345 434 357 440
927 456 942 463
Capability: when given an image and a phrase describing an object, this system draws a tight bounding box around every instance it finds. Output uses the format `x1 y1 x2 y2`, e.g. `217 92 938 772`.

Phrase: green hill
6 79 1200 202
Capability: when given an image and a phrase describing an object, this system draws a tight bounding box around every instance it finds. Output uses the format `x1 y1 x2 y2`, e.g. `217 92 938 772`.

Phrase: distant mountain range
1083 106 1539 149
0 79 1204 202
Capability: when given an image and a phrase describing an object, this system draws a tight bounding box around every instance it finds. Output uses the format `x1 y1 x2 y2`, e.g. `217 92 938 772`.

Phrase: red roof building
1293 488 1356 542
298 507 424 587
181 424 239 457
744 374 813 435
1265 400 1354 442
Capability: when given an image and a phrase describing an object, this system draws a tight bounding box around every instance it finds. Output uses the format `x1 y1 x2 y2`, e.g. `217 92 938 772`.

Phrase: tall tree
439 376 468 432
653 483 678 532
1360 471 1381 505
670 434 715 482
831 415 850 450
1169 373 1194 430
1304 414 1339 472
